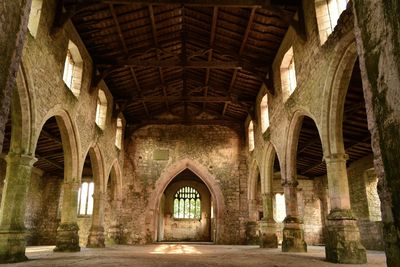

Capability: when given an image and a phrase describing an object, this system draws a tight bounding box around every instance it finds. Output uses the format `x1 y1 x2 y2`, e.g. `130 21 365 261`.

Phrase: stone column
259 193 278 248
87 191 105 248
352 1 400 266
54 181 80 252
324 153 366 263
282 181 307 252
0 153 36 263
107 198 122 244
246 199 259 245
0 0 31 152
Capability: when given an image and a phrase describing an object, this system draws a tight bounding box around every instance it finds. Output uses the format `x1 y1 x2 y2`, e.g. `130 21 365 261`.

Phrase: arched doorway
158 169 212 242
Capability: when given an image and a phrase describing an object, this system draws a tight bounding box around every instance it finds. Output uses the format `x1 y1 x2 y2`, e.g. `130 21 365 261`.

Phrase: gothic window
315 0 349 44
95 89 107 129
260 94 269 133
173 187 201 219
248 121 255 151
62 41 83 97
280 47 297 100
27 0 43 38
115 116 123 149
77 181 94 216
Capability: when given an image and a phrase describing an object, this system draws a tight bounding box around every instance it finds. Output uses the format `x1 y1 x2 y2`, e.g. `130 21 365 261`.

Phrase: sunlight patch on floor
26 246 54 253
150 244 202 254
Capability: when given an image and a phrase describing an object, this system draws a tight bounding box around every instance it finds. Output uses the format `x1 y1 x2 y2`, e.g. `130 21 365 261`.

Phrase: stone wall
120 124 248 244
347 155 384 250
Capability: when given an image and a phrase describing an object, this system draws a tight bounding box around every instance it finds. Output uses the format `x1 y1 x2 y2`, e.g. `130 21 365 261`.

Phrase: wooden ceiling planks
69 1 297 125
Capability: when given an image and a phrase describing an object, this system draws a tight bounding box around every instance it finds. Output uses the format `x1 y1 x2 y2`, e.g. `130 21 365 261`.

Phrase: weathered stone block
0 230 28 263
325 209 367 264
54 223 80 252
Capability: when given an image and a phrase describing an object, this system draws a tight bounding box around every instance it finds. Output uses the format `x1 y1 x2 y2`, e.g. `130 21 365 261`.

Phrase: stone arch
261 141 279 194
8 61 36 155
35 107 80 183
106 160 123 200
248 159 260 200
322 33 358 156
285 110 326 182
146 158 225 243
82 143 105 192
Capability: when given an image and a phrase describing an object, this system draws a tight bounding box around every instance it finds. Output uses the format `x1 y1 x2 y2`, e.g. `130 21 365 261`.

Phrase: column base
325 209 367 264
0 230 28 263
106 224 123 244
54 223 80 252
87 226 105 248
245 221 259 245
282 216 307 252
259 219 278 248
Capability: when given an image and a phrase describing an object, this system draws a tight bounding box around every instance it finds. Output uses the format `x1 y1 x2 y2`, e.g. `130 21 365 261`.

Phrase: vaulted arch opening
293 116 325 245
158 169 212 242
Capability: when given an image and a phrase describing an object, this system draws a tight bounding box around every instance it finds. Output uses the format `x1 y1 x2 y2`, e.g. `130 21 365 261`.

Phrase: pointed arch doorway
158 169 212 242
147 159 225 243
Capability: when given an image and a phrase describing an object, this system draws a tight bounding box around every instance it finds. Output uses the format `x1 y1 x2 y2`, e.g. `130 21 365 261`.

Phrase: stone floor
5 244 386 267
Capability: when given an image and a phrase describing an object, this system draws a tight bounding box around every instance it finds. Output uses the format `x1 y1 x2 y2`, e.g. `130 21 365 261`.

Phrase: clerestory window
62 41 83 97
280 47 297 100
315 0 349 44
248 121 255 151
260 94 269 133
173 187 201 219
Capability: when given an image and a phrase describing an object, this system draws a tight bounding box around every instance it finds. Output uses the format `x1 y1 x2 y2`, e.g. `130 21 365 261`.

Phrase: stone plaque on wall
153 149 169 160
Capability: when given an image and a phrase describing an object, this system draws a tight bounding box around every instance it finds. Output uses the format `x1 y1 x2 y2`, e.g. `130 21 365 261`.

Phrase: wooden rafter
128 95 253 103
149 5 170 111
223 7 256 116
203 6 218 111
109 3 151 118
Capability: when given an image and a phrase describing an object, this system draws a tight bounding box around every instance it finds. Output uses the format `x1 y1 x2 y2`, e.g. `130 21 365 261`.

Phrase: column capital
324 153 349 163
281 180 298 187
5 153 37 166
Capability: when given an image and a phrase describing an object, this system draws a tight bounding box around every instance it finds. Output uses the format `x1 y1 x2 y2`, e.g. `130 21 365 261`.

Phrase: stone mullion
0 153 36 263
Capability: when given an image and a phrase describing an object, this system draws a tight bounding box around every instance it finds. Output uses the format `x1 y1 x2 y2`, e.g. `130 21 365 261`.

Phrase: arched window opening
173 187 201 219
62 41 83 97
248 121 255 151
260 94 269 133
274 193 286 223
27 0 43 38
115 116 123 149
77 181 94 216
280 47 297 100
95 89 107 129
315 0 349 44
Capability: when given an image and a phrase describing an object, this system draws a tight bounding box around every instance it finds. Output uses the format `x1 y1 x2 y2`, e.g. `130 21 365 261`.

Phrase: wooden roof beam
129 95 253 103
109 3 151 118
35 153 64 170
65 0 298 8
96 59 246 69
223 7 256 116
149 5 170 112
203 6 218 111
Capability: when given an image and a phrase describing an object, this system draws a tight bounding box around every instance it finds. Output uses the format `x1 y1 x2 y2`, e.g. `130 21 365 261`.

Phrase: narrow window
27 0 43 38
280 47 297 100
315 0 349 44
248 121 255 151
115 116 123 149
173 187 201 219
62 41 83 97
260 94 269 133
77 181 94 216
274 193 286 223
95 89 108 129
